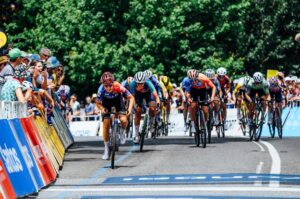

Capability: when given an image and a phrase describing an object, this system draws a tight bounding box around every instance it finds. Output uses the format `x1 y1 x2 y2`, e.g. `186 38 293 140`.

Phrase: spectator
69 93 80 121
0 48 22 93
39 48 52 62
0 55 9 94
31 61 48 90
1 65 31 103
85 96 96 120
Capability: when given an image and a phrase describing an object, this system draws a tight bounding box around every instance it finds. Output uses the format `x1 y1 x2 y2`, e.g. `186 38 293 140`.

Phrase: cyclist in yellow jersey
160 75 173 125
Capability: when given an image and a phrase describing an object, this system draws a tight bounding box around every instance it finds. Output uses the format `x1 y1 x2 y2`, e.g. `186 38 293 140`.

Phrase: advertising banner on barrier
20 118 57 185
0 119 38 197
34 117 63 167
30 117 60 173
0 159 16 199
49 126 65 157
53 106 74 144
70 120 101 136
8 119 44 189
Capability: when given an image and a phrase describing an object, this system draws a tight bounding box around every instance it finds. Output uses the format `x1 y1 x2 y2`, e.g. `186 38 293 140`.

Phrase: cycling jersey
97 81 131 102
161 77 173 93
207 78 221 95
130 79 157 96
233 77 252 94
216 75 231 90
246 79 270 97
148 76 162 98
183 73 215 92
121 80 130 90
181 77 189 92
269 84 283 103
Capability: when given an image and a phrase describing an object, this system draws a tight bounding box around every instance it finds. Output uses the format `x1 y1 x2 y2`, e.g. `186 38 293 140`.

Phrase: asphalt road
35 112 300 199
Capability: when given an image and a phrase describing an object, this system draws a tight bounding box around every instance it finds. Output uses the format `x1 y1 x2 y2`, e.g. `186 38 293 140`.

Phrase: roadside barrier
0 101 73 198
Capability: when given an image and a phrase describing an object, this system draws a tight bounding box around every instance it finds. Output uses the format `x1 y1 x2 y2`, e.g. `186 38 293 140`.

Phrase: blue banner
9 119 45 189
261 107 300 137
0 119 38 197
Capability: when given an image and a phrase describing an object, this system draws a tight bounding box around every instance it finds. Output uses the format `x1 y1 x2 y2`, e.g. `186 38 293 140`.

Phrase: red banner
20 118 57 185
0 159 16 199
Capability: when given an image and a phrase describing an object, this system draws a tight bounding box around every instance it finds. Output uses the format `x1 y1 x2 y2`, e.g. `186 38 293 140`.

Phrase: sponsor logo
0 144 23 173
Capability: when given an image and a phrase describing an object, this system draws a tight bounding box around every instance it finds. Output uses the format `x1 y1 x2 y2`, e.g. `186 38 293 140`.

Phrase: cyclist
130 71 160 143
216 67 231 127
245 72 270 128
181 76 190 131
183 69 216 133
205 69 221 124
96 72 134 160
267 76 283 124
160 75 173 126
232 76 252 121
121 76 133 91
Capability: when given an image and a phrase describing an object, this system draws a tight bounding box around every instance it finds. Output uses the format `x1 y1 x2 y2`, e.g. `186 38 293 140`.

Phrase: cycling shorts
190 87 209 105
102 93 126 119
135 90 155 107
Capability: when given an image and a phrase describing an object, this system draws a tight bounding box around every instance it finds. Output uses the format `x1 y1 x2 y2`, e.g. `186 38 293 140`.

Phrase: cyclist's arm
207 80 216 101
147 80 160 103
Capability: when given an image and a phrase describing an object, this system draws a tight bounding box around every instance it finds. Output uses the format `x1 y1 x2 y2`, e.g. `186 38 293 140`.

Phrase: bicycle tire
140 114 148 152
194 111 200 147
207 107 213 143
111 123 118 169
199 110 207 148
254 109 264 141
275 108 283 139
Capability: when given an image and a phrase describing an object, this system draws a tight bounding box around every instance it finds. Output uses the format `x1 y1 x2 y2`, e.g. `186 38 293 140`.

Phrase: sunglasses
104 83 113 88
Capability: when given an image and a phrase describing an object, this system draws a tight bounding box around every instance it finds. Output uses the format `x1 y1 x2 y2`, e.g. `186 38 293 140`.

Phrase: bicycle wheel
164 112 169 136
275 108 283 139
254 109 264 141
111 123 118 169
194 111 200 147
199 110 207 148
140 114 148 152
207 108 213 143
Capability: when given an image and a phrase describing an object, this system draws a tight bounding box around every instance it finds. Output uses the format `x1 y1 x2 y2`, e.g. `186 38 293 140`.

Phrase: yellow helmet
161 76 170 86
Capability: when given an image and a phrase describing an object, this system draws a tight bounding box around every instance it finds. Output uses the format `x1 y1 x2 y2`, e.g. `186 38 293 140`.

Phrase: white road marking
252 141 265 152
260 140 281 187
154 177 170 180
212 176 221 179
44 186 300 192
248 176 258 179
255 161 264 186
175 177 190 180
190 176 206 180
232 176 243 179
123 178 133 181
139 178 153 181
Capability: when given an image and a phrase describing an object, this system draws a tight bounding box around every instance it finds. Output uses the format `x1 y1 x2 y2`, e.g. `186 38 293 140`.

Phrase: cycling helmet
172 83 177 88
101 72 114 84
187 69 199 80
253 72 263 83
161 76 170 86
296 79 300 84
205 69 215 79
134 71 146 83
22 81 34 91
144 70 152 79
217 67 226 76
127 76 133 85
269 76 279 86
58 85 70 95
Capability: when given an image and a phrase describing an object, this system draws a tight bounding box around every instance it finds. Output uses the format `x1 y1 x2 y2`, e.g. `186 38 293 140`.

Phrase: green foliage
2 0 300 97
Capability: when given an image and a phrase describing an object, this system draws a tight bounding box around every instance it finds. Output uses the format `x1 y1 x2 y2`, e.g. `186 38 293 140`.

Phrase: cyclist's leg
189 88 198 132
148 91 157 133
101 97 112 160
236 92 243 120
134 92 143 142
115 95 128 144
166 96 171 124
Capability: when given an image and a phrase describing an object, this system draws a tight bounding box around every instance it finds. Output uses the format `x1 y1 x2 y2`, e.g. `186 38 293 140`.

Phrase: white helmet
253 72 263 83
134 71 146 83
22 81 34 91
217 67 226 76
187 69 199 80
205 69 215 79
296 79 300 84
144 70 152 79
